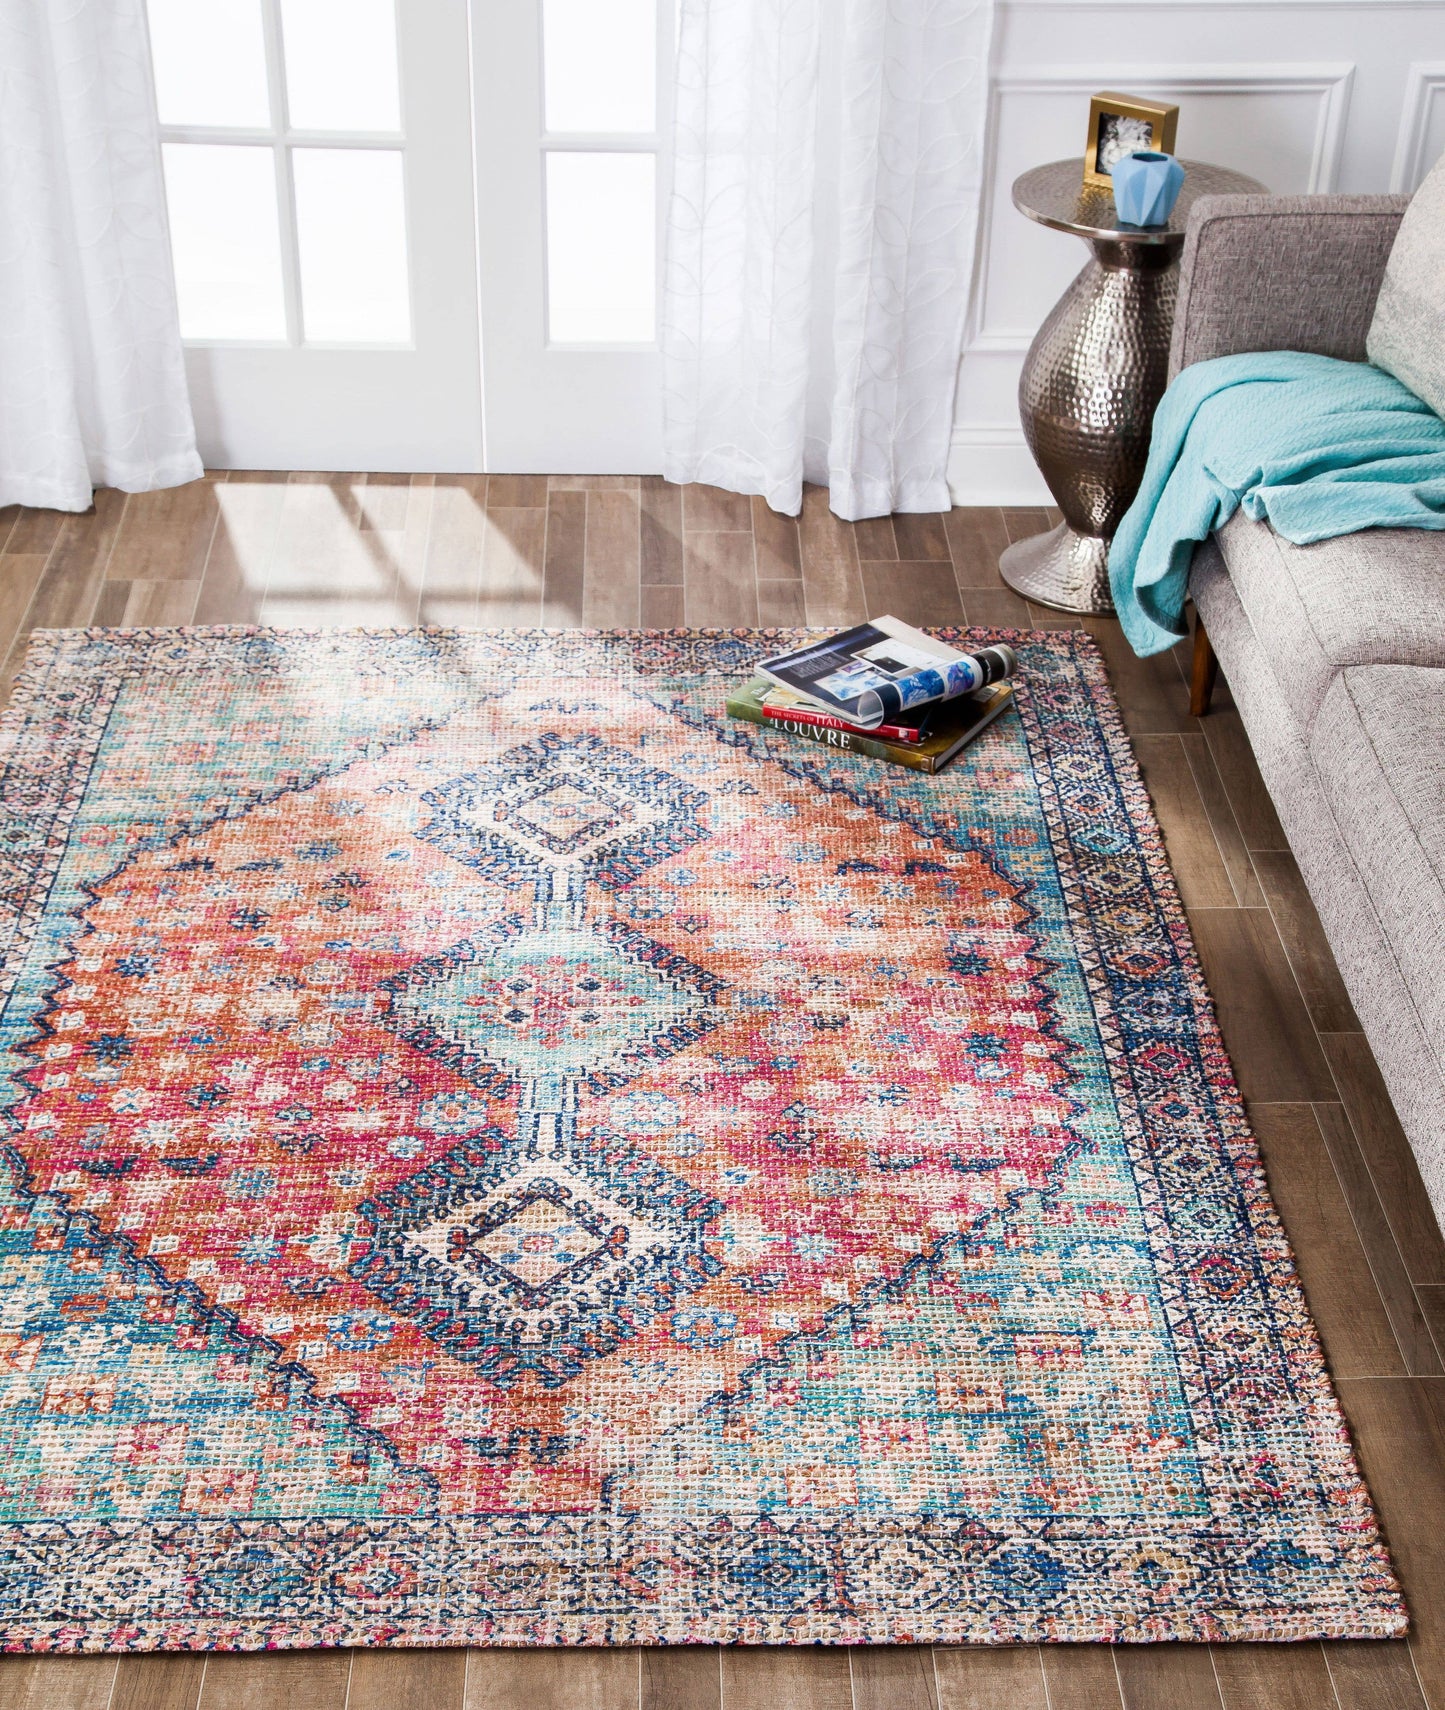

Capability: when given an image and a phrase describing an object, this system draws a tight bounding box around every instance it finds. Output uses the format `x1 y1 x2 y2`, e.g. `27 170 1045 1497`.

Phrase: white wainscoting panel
950 0 1445 508
1393 63 1445 188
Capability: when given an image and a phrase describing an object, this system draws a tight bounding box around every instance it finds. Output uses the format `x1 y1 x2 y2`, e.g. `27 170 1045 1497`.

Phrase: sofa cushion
1309 664 1445 1084
1368 152 1445 418
1215 510 1445 728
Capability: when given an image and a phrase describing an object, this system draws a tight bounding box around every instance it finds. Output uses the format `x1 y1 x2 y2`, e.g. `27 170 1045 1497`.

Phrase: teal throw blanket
1108 351 1445 657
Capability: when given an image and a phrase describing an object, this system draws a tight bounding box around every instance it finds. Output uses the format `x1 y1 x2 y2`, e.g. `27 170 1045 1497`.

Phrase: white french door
149 0 482 471
471 0 675 473
150 0 672 474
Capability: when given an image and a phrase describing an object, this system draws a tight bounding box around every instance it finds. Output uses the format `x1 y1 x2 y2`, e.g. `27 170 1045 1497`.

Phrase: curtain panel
0 0 201 512
662 0 996 521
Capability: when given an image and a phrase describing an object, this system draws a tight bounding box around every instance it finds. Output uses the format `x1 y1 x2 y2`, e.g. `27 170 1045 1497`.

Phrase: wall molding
947 426 1051 508
969 62 1354 347
1391 62 1445 189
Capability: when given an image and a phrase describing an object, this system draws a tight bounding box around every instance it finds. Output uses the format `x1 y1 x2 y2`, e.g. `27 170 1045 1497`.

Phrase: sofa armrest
1168 194 1410 378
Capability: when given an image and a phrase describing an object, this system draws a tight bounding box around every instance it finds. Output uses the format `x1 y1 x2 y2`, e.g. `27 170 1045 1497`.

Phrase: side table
1000 158 1265 613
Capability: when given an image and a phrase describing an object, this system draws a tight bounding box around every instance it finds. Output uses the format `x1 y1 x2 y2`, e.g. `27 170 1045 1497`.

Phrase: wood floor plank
0 489 125 700
548 475 640 491
0 1656 118 1710
197 1648 350 1710
1001 508 1050 544
1211 1642 1339 1710
892 512 952 562
1313 1100 1443 1378
683 482 752 534
752 497 802 580
111 1654 208 1710
1187 907 1336 1102
684 530 757 626
486 475 549 508
641 477 684 587
641 1647 721 1710
798 486 865 626
932 1645 1048 1710
1082 619 1195 736
1252 850 1360 1032
3 504 68 557
944 507 1010 588
0 553 51 657
355 474 432 622
1030 602 1085 630
1323 1640 1430 1709
850 1646 938 1710
542 487 587 625
642 583 686 626
357 471 415 533
1037 1645 1125 1710
194 471 288 626
1418 1288 1445 1371
582 489 641 626
418 474 488 626
1197 687 1289 853
464 1648 638 1710
719 1649 852 1710
478 506 546 626
106 479 221 582
1113 1645 1223 1710
1133 733 1239 910
97 578 203 627
348 1648 466 1710
959 586 1032 630
261 472 407 626
757 579 808 626
1322 1033 1445 1290
859 560 963 627
1333 1378 1445 1708
1249 1103 1405 1378
852 516 898 560
1178 732 1264 908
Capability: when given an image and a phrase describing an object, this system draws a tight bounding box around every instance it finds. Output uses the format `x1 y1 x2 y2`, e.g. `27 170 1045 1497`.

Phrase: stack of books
726 616 1017 775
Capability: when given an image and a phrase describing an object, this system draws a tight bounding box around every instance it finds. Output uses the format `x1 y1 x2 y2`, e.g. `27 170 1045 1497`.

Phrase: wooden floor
2 473 1444 1710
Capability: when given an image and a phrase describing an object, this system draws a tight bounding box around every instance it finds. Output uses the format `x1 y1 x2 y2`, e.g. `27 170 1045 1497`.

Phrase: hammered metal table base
999 521 1113 615
1001 159 1266 618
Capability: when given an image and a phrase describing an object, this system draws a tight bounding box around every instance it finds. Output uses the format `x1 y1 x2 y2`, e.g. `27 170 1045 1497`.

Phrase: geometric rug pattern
0 625 1404 1649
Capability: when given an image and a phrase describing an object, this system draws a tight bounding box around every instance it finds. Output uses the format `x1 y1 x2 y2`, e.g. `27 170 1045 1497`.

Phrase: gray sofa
1174 192 1445 1231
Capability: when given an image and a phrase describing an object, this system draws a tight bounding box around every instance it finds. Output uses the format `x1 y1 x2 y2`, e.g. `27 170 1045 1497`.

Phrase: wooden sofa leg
1190 616 1219 717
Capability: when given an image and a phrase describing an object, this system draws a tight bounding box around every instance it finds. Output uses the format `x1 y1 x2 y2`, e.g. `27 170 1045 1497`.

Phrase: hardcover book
726 675 1016 773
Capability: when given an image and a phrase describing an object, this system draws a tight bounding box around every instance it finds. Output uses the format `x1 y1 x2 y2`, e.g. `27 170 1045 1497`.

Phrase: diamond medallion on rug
0 625 1405 1650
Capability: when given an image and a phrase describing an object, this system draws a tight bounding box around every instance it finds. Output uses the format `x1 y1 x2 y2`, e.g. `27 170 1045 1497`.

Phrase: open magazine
756 616 1017 731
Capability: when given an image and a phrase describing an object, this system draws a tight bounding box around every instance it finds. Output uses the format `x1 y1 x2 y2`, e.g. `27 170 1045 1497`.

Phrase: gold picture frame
1083 92 1180 188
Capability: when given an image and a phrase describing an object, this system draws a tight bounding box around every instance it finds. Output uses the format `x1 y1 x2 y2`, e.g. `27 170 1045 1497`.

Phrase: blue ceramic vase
1111 151 1186 226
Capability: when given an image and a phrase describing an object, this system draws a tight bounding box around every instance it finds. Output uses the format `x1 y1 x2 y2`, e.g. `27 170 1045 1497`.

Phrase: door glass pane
147 0 270 128
293 149 411 341
162 144 286 339
546 153 656 342
281 0 402 131
543 0 656 132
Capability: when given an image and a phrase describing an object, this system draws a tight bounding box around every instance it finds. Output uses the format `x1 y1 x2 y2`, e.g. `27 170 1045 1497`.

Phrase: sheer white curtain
0 0 201 512
662 0 995 522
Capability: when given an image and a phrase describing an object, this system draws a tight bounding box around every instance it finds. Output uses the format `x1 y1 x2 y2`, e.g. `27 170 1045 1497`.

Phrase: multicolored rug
0 625 1403 1651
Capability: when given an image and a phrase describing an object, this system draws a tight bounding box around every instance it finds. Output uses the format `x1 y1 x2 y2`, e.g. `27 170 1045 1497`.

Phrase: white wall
949 0 1445 506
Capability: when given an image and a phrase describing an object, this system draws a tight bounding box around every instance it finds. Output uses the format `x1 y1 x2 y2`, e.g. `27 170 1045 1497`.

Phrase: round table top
1012 158 1267 246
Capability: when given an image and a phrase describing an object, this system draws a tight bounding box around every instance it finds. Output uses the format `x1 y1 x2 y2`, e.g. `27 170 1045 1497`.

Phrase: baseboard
947 425 1052 508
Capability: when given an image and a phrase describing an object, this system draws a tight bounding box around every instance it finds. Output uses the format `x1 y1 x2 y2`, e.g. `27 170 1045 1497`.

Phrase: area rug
0 624 1404 1651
